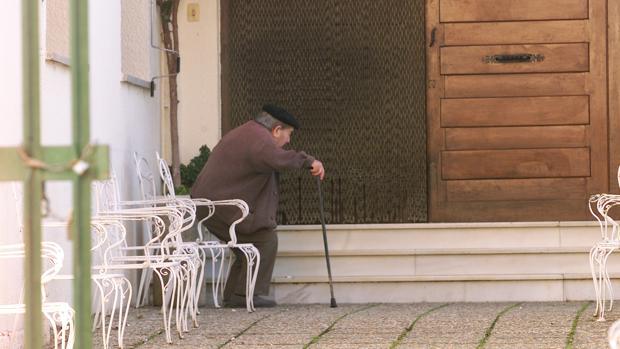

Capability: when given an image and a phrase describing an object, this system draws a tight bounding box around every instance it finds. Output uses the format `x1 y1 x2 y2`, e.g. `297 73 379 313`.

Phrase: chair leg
195 248 207 316
214 247 228 307
236 245 260 313
591 246 602 318
135 267 152 308
153 266 176 344
104 279 119 349
117 277 133 349
603 249 617 313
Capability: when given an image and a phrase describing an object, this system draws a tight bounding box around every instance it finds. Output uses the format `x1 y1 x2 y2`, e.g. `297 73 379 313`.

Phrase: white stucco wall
0 0 161 342
121 0 151 81
176 0 221 163
0 1 24 342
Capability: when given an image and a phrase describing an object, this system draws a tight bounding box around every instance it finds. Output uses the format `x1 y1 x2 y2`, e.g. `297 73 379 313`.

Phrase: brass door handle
483 53 545 64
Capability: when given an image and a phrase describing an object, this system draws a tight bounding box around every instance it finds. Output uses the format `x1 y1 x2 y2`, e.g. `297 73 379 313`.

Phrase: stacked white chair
589 166 620 321
89 220 133 349
133 153 232 312
156 153 260 312
112 174 204 332
48 220 133 349
93 175 202 343
131 154 209 324
12 184 133 348
0 242 75 349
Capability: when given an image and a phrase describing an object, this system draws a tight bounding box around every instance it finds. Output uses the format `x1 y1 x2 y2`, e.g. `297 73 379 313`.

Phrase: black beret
262 104 300 129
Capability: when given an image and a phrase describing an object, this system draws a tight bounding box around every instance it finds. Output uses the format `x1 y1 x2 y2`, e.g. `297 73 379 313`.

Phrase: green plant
180 145 211 188
174 185 189 195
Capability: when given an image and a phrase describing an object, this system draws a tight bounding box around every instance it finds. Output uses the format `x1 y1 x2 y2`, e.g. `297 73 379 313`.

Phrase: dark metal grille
226 0 427 224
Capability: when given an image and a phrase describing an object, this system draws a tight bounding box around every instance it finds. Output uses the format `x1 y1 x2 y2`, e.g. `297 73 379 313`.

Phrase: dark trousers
203 216 277 300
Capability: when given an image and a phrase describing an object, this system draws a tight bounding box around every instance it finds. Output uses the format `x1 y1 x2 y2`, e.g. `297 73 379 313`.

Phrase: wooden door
427 0 608 221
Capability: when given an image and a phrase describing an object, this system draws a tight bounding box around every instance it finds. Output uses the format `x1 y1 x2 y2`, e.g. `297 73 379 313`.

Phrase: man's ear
271 125 282 137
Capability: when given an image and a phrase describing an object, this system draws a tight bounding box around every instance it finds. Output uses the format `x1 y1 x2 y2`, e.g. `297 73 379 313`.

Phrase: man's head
255 105 300 148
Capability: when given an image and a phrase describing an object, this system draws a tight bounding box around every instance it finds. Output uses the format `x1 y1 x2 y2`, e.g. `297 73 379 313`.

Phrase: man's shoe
253 295 276 308
223 294 245 308
223 294 276 308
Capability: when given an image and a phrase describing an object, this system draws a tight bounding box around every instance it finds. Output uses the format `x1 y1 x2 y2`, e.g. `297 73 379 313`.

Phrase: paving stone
402 302 508 346
331 303 438 332
312 344 388 349
90 303 618 348
227 333 311 345
398 344 474 349
315 331 401 344
573 302 620 349
486 302 581 349
224 345 301 349
246 304 362 334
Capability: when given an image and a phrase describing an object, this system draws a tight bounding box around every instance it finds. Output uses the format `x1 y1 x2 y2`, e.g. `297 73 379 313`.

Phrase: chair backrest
133 152 158 202
0 242 64 286
156 152 176 199
90 218 141 267
154 153 198 241
589 194 620 241
93 174 122 213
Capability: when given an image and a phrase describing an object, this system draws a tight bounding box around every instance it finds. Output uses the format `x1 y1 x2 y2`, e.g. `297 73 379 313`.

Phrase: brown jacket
190 120 315 236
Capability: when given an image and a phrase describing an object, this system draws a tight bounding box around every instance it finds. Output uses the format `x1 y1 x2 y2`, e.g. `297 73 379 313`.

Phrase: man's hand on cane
310 160 325 180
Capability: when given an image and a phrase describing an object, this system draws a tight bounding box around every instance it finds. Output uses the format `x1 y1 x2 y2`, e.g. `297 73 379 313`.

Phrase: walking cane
315 175 338 308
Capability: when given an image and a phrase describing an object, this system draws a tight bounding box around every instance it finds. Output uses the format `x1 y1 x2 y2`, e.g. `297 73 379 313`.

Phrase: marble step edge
276 246 597 257
277 221 599 231
271 273 609 284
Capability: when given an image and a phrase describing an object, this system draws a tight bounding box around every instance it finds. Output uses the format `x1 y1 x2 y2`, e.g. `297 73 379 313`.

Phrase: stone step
266 222 612 303
198 222 613 303
271 273 619 303
277 222 602 251
273 247 620 277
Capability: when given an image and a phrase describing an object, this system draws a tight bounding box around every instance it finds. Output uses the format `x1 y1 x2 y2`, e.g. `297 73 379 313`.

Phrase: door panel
444 20 588 46
441 148 591 180
446 178 587 202
440 0 588 22
441 96 589 127
444 73 588 98
440 43 589 75
445 126 587 150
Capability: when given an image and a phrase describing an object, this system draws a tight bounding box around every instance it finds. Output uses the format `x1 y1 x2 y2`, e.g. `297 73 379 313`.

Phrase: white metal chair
610 318 620 349
109 169 204 332
0 243 75 349
156 153 260 312
12 183 133 348
93 177 201 343
589 166 620 321
48 220 133 349
133 153 231 311
89 220 133 349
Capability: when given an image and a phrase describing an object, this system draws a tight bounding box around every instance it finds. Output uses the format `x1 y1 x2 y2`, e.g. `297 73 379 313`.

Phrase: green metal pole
22 0 44 347
70 0 92 347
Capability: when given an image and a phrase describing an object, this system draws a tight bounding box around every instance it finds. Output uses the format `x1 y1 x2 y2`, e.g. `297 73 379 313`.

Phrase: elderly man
191 104 325 308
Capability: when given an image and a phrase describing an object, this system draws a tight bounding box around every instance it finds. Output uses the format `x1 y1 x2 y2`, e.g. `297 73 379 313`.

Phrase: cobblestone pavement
92 302 618 348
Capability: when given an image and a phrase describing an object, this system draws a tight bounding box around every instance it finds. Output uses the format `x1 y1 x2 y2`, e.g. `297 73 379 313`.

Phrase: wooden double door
427 0 609 221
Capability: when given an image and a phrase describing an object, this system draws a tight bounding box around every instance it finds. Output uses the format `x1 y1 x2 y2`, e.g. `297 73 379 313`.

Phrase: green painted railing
71 0 93 347
22 0 43 347
0 1 109 347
